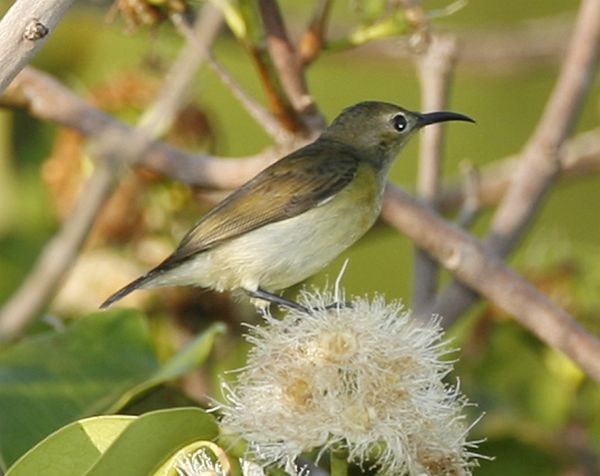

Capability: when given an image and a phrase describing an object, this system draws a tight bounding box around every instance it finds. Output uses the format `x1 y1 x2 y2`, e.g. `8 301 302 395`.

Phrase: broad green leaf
86 407 219 476
0 310 155 468
106 322 227 412
0 311 225 468
6 416 135 476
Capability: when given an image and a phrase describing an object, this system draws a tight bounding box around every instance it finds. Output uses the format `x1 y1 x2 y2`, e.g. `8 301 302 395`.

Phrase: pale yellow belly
153 165 382 293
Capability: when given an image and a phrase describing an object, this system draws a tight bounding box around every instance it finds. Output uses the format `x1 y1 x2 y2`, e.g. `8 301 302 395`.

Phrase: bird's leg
323 301 353 310
246 288 311 314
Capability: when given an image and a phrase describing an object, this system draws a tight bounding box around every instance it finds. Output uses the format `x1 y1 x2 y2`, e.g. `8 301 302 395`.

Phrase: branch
412 34 458 310
381 186 600 384
0 0 74 93
207 54 296 145
170 11 295 146
453 160 481 229
298 0 333 66
258 0 325 133
0 4 223 341
214 1 303 134
139 7 224 137
1 67 287 189
426 0 600 325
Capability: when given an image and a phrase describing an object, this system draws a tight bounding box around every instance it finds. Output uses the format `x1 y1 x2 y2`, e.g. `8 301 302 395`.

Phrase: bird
100 101 473 312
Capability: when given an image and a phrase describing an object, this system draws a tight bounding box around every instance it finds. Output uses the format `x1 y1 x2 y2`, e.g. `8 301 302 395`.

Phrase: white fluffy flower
174 445 269 476
218 288 481 475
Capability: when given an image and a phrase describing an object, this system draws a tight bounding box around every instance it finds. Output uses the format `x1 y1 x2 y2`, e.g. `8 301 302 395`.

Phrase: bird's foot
246 288 354 315
322 301 353 311
246 288 312 314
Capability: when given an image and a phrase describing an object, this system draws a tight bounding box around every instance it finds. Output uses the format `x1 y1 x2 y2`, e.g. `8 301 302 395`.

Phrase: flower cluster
218 288 481 475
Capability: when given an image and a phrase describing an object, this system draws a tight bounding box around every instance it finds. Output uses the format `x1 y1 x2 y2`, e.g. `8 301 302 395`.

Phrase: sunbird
101 101 473 311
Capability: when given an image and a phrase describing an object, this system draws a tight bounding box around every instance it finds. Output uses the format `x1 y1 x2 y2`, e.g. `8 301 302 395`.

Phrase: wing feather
167 140 360 265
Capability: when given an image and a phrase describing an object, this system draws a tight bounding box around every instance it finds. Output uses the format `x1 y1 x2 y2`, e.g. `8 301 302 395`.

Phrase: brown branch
258 0 325 133
454 160 481 229
381 185 600 383
0 0 74 93
170 10 295 145
425 0 600 325
298 0 333 66
248 45 303 133
227 2 302 134
0 67 288 189
207 54 296 145
139 7 224 137
412 34 458 310
0 4 223 341
5 66 600 198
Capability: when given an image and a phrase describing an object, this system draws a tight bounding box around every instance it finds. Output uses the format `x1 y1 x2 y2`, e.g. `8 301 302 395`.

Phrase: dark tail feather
100 272 158 309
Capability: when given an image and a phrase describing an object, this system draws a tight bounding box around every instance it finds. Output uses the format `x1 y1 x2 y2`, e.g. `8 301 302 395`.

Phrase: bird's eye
392 114 408 132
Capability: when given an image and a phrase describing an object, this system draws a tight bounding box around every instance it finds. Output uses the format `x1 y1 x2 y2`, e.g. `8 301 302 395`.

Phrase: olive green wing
168 144 360 264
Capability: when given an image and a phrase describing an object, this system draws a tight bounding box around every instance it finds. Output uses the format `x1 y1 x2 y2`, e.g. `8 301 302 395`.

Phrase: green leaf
106 322 227 413
0 311 225 468
0 310 155 468
85 407 218 476
6 409 219 476
6 416 135 476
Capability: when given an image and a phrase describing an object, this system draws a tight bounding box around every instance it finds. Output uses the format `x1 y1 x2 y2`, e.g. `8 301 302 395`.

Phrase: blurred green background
1 0 599 474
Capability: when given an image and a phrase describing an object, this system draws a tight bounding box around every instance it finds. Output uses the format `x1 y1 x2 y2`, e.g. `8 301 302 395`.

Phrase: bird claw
246 287 311 314
321 301 353 311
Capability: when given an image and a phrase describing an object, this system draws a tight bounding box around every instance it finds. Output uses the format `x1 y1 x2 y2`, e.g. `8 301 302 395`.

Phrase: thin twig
258 0 325 133
171 10 295 145
454 160 481 229
412 34 458 311
0 4 223 341
424 0 600 326
222 1 302 134
207 54 296 145
139 6 224 137
299 0 333 66
0 0 74 93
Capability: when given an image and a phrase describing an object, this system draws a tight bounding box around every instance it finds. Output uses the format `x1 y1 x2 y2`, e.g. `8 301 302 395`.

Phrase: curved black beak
417 111 475 127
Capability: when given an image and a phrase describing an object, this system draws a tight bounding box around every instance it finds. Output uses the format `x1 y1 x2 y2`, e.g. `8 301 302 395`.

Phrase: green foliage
0 311 224 469
5 416 136 476
6 408 219 476
85 408 218 475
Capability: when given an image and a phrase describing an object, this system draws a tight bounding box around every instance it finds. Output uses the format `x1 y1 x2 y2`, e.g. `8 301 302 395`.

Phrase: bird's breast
213 163 381 289
171 163 383 293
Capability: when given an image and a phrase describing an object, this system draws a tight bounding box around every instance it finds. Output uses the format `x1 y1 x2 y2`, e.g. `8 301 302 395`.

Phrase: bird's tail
100 271 159 309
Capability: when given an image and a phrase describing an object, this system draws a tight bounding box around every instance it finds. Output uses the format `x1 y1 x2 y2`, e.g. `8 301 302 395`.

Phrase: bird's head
321 101 474 163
